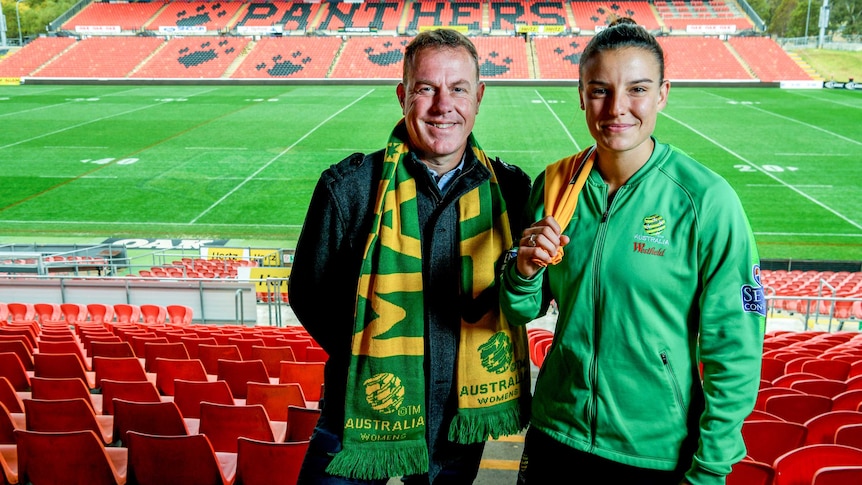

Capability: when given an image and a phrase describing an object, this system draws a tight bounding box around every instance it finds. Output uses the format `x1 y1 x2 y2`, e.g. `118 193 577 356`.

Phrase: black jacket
289 143 531 480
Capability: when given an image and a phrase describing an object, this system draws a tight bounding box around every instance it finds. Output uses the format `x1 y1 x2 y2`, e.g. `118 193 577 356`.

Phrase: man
288 29 532 485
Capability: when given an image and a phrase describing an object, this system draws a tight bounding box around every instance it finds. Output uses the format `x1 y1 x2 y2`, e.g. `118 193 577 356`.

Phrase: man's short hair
402 29 481 84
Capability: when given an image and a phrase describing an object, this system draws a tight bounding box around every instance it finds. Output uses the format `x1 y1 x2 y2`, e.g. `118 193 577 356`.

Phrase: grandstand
0 0 818 83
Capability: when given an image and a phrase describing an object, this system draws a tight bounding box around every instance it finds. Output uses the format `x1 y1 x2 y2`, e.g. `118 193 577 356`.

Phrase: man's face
397 46 484 171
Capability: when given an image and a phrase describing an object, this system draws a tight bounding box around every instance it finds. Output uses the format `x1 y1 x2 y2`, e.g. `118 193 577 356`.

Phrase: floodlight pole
1 9 7 47
15 0 25 46
817 0 830 49
804 0 812 42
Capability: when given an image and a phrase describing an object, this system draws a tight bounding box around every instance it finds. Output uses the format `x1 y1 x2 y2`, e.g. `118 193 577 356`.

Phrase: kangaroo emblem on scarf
326 119 530 480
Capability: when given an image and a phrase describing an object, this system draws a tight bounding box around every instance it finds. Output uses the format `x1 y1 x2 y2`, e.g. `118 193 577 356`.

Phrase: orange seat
741 419 807 464
773 444 862 485
30 376 103 414
139 304 167 325
0 327 37 351
802 360 852 381
173 379 236 419
199 402 286 453
250 346 295 379
236 436 308 485
765 393 834 425
285 405 320 442
130 336 168 359
804 410 862 445
113 304 141 325
835 423 862 449
60 303 90 325
36 339 91 370
112 399 198 446
86 303 115 325
279 361 324 403
33 352 96 389
246 382 306 422
93 356 152 389
143 341 189 373
180 336 218 360
0 352 31 391
15 429 127 485
727 459 774 485
227 338 265 361
0 401 22 445
790 379 847 399
100 379 164 416
304 346 329 363
166 305 194 325
198 344 242 374
217 359 271 399
813 466 862 485
7 303 35 323
0 377 24 414
126 431 237 485
0 340 34 371
154 358 210 396
23 397 114 445
90 341 136 359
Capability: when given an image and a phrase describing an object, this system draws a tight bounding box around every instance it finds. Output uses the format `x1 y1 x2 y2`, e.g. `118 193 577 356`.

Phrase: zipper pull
601 210 609 223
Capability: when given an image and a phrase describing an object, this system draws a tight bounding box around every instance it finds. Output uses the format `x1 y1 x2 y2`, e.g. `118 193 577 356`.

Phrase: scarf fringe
325 442 429 480
448 403 528 444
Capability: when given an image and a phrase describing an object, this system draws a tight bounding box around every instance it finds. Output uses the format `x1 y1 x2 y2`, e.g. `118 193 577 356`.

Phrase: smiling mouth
427 122 455 129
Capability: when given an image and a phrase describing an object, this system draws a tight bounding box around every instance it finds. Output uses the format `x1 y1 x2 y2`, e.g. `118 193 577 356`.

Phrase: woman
500 18 764 485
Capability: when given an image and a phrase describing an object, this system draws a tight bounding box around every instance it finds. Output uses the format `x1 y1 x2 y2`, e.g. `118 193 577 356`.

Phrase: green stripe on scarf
326 120 530 480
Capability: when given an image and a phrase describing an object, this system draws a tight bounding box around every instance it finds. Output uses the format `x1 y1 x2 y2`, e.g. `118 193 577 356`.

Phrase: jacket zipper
661 351 686 412
588 186 615 448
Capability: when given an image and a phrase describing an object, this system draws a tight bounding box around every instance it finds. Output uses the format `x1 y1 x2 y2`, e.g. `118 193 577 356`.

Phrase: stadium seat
198 402 286 453
112 399 198 446
15 429 127 485
236 436 308 485
126 431 237 485
773 444 862 485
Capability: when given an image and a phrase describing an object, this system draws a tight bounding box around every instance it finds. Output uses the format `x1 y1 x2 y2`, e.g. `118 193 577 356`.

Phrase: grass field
0 83 860 262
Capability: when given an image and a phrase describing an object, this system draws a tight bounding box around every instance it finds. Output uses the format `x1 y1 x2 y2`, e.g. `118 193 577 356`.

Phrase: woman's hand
516 215 570 278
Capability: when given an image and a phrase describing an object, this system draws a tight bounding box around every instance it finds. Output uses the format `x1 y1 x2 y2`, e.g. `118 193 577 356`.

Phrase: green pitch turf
0 84 860 261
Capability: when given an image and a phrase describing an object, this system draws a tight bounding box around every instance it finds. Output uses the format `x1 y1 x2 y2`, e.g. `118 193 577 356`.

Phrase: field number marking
81 157 138 165
734 164 798 172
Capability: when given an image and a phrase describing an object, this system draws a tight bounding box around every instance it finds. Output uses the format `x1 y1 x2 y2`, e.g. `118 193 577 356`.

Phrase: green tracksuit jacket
500 140 765 485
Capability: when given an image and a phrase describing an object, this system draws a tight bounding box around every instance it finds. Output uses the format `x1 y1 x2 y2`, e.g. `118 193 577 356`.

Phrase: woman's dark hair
403 29 481 84
579 17 665 85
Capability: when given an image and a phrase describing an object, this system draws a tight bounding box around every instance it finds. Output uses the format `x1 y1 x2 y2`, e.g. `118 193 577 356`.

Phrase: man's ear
396 83 406 111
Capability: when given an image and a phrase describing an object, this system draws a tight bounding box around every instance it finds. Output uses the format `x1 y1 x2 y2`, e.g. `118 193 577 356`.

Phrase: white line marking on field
0 219 303 228
661 112 862 232
755 232 862 238
747 184 834 188
535 89 581 152
774 153 848 157
185 147 248 151
43 146 109 149
0 88 218 150
190 88 376 224
787 89 862 109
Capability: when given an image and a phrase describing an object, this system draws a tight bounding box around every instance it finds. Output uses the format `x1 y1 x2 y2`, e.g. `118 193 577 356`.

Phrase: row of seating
9 427 306 485
0 383 315 484
723 330 862 483
0 34 814 82
60 0 751 33
0 312 325 483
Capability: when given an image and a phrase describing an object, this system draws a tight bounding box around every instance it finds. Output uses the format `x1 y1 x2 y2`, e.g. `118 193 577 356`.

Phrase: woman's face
579 47 670 162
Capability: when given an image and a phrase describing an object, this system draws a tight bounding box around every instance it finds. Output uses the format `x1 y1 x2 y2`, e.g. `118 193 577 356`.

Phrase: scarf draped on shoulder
325 119 530 480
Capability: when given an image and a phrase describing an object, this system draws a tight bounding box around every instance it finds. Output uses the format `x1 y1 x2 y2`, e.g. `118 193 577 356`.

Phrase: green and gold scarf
326 120 530 480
